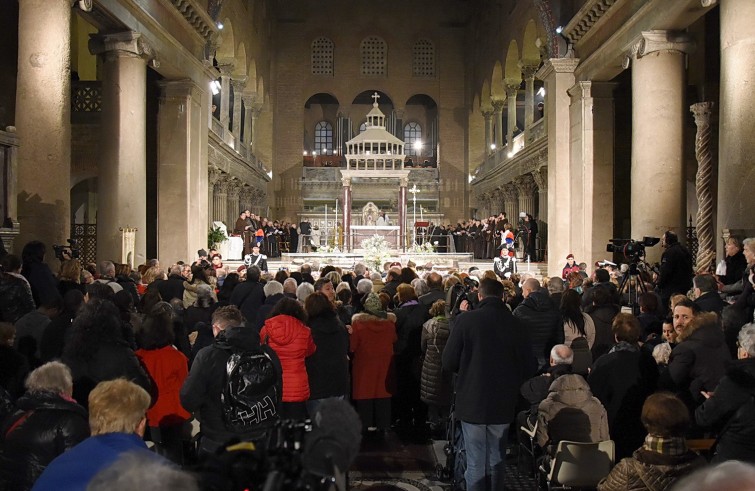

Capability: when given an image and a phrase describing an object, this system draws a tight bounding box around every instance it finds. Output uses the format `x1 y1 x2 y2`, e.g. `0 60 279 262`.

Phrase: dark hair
664 230 679 245
217 273 240 303
0 254 21 272
377 292 391 310
246 265 261 283
64 299 125 360
336 287 352 304
479 278 504 299
592 285 611 306
113 290 135 322
320 265 337 277
641 392 690 437
136 310 174 349
212 305 243 326
612 313 641 344
313 278 333 292
21 241 46 264
269 297 308 324
561 289 586 336
693 274 718 293
674 297 700 315
62 289 85 316
399 267 418 285
594 268 610 283
305 292 336 319
274 270 289 284
290 271 303 285
86 282 115 301
638 292 659 313
191 264 210 285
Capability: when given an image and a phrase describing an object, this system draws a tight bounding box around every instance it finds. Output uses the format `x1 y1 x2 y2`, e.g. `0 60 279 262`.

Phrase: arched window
412 39 435 77
360 36 387 76
404 122 422 156
311 37 334 76
315 121 334 154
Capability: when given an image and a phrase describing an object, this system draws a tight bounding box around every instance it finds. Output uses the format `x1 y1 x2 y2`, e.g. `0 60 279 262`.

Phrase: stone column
718 0 755 252
230 78 246 141
492 99 505 149
227 179 241 227
515 174 537 218
533 165 548 255
15 0 72 255
90 31 153 265
568 81 617 267
399 177 408 252
342 176 352 252
213 176 229 224
506 83 520 149
537 58 580 276
217 63 234 132
691 102 716 273
492 188 504 216
208 167 221 228
627 31 694 262
157 80 211 266
239 186 252 212
521 65 539 133
482 110 493 153
502 183 518 223
241 93 255 147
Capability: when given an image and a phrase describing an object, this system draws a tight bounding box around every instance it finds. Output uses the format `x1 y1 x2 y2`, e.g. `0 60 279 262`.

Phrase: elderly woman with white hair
296 282 315 305
0 361 90 490
696 323 755 463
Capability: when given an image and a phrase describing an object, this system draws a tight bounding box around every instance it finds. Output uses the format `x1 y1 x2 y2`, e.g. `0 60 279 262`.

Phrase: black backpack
221 348 280 433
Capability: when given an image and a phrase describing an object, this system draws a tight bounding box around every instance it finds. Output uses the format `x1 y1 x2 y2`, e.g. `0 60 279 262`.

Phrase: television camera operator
654 231 694 309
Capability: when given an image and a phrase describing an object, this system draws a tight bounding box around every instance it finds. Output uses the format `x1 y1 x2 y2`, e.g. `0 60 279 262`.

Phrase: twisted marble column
691 102 716 273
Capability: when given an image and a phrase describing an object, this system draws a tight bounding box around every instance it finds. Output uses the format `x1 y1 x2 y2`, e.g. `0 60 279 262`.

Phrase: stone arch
216 18 235 63
233 42 247 79
491 61 504 99
504 40 521 83
351 89 394 107
522 20 541 66
481 79 492 110
247 59 257 90
257 77 265 101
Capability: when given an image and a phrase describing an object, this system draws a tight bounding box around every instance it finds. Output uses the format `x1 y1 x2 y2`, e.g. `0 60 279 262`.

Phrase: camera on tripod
53 239 80 261
606 236 660 262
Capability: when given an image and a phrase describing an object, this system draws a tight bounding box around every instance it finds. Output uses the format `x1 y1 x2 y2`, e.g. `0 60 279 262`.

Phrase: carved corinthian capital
89 31 155 63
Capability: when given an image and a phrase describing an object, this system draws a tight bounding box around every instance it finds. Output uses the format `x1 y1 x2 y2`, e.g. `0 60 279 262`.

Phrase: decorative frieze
563 0 618 45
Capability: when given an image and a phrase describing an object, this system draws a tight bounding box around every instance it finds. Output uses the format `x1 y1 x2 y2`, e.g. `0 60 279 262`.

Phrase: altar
350 225 401 250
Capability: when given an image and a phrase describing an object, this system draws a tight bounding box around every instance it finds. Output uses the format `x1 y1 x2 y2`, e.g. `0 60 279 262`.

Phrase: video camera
53 239 80 261
606 236 659 262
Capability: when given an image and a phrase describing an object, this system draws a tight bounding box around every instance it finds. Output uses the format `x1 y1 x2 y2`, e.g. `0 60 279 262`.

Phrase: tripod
618 262 648 315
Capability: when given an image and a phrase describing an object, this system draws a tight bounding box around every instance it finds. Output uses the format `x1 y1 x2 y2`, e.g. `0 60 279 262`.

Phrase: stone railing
209 116 268 174
470 137 548 195
472 118 548 184
526 118 546 145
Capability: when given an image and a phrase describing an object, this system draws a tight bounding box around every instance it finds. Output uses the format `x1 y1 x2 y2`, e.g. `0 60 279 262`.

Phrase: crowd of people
440 212 539 261
0 231 752 490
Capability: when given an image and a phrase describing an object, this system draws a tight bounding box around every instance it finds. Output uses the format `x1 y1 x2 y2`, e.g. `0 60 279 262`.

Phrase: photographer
655 231 694 309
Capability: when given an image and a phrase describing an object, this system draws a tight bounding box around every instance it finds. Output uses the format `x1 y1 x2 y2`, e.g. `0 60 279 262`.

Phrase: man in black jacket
656 230 694 308
443 278 536 491
230 266 266 325
180 305 282 455
156 264 186 302
514 278 563 370
694 274 726 315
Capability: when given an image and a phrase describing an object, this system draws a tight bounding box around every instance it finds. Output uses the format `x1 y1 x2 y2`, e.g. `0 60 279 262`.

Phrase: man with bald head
419 272 445 308
514 278 563 370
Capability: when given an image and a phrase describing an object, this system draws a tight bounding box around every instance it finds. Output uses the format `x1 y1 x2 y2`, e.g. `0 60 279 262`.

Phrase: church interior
0 0 751 275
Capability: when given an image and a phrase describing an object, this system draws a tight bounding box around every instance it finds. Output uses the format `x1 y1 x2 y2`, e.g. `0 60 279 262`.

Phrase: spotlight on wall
507 151 515 158
555 25 563 34
490 143 497 151
303 150 308 156
210 80 220 95
413 141 423 152
217 22 224 30
537 87 546 97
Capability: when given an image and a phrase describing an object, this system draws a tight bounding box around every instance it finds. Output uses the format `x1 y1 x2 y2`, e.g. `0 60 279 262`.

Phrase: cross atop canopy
371 92 380 106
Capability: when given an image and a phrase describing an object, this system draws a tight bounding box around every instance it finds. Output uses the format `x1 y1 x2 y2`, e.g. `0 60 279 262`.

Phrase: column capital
209 166 222 185
481 109 493 119
520 64 540 80
690 101 715 126
230 78 247 91
89 31 155 63
214 174 230 194
400 177 409 187
624 30 695 69
72 0 93 11
227 178 242 194
514 174 537 195
341 176 352 187
217 63 235 77
491 98 505 112
532 166 548 191
502 182 518 202
701 0 717 6
536 58 580 80
505 82 521 98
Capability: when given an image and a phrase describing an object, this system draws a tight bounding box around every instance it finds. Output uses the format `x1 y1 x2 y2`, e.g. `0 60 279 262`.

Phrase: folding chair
538 440 615 490
517 420 539 479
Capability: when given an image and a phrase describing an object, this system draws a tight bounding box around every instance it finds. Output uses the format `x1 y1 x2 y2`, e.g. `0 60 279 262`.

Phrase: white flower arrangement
361 234 392 270
409 241 435 254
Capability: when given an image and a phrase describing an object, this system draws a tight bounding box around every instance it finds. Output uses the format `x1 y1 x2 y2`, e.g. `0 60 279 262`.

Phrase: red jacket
350 313 397 400
135 346 190 426
260 315 316 402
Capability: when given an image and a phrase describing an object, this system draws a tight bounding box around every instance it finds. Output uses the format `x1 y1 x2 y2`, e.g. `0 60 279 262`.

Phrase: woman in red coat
350 292 397 436
260 297 316 420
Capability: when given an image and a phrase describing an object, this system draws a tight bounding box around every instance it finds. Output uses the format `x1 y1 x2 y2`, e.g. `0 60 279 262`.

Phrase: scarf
609 340 639 354
643 435 688 457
